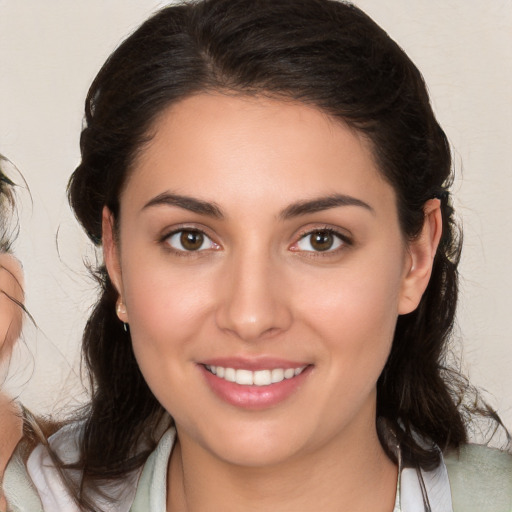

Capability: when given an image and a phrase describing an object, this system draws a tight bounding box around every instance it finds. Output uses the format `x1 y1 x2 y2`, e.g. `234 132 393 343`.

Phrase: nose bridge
216 240 291 341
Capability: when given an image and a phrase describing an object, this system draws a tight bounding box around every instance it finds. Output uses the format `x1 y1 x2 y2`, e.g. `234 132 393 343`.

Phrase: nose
215 248 293 342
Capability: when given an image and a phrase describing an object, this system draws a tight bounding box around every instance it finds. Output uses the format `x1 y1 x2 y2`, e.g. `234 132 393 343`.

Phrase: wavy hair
66 0 484 507
0 155 21 254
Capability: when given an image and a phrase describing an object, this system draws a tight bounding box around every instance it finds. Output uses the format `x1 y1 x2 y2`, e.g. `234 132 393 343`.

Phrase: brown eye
166 229 217 252
310 231 334 251
295 229 345 253
180 230 204 251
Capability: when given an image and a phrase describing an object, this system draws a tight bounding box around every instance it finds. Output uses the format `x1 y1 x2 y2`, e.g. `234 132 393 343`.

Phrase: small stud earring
116 301 127 318
116 301 129 333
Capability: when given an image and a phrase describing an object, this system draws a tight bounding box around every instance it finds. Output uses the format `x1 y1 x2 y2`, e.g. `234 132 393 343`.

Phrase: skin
104 93 442 512
0 253 24 510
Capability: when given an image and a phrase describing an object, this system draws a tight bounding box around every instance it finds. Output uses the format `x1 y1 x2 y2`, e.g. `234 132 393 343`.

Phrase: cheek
122 272 209 419
297 255 404 338
291 248 406 390
0 280 23 359
0 305 22 359
121 259 217 383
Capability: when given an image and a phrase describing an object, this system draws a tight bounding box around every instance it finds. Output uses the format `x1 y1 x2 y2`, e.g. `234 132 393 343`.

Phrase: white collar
399 457 453 512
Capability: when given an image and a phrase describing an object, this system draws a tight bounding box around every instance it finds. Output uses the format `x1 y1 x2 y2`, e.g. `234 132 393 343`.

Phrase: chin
185 418 312 468
214 440 304 468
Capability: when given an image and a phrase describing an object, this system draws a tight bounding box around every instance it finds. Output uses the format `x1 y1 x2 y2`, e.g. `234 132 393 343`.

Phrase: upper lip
200 357 310 371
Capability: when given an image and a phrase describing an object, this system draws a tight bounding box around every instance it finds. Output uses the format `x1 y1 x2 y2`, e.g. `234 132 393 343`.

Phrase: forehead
122 93 395 217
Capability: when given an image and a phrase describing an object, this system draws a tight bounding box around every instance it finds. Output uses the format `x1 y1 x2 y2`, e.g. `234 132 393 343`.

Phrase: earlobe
102 207 128 322
116 300 128 324
398 199 443 315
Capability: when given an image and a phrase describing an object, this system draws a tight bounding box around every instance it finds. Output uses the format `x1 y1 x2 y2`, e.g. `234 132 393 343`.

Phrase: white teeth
283 368 295 379
206 365 306 386
253 369 271 386
271 368 284 383
236 369 253 385
224 367 236 382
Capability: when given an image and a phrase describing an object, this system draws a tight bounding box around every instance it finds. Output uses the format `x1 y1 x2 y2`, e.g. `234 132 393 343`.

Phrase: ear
102 206 128 323
398 199 443 315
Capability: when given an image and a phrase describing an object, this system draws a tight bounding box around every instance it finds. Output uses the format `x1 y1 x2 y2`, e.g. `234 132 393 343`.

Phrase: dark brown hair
67 0 477 507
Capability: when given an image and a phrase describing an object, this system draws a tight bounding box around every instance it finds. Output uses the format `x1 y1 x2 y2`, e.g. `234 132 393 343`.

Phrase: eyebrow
142 192 373 220
142 192 224 218
279 194 374 219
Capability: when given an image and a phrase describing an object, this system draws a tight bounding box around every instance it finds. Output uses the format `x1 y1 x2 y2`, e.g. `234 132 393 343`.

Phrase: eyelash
159 226 352 256
291 227 353 256
160 226 220 256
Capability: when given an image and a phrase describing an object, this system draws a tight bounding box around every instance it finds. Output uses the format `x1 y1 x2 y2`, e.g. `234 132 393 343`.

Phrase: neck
167 418 397 512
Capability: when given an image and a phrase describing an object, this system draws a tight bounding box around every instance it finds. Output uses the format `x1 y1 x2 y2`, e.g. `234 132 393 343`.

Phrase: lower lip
199 365 312 410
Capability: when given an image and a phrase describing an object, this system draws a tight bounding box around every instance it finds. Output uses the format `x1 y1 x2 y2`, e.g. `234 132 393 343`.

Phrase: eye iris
180 231 204 250
311 231 334 251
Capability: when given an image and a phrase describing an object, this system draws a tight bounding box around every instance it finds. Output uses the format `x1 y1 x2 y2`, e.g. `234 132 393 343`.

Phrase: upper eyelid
294 225 353 242
159 223 216 241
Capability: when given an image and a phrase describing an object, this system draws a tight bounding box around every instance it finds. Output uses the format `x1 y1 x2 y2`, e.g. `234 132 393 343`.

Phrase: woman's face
105 94 438 468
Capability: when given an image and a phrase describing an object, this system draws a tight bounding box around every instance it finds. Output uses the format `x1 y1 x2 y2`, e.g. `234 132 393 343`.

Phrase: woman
0 156 25 510
4 0 512 511
0 157 63 512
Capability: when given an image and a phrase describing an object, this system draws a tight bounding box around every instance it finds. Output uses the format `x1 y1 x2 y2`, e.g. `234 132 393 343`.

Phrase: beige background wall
0 1 511 432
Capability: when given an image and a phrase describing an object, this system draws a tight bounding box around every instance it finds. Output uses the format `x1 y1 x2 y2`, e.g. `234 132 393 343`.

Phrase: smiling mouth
204 365 307 386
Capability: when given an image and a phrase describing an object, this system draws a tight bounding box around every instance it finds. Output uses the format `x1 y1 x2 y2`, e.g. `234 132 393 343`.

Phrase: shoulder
3 423 85 512
5 423 134 512
3 441 44 512
444 444 512 512
4 424 176 512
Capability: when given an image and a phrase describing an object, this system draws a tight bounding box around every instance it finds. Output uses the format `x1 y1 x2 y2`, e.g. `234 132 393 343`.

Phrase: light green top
444 444 512 511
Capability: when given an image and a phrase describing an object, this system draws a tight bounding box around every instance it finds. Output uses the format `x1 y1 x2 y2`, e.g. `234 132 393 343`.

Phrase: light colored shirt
4 425 512 511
